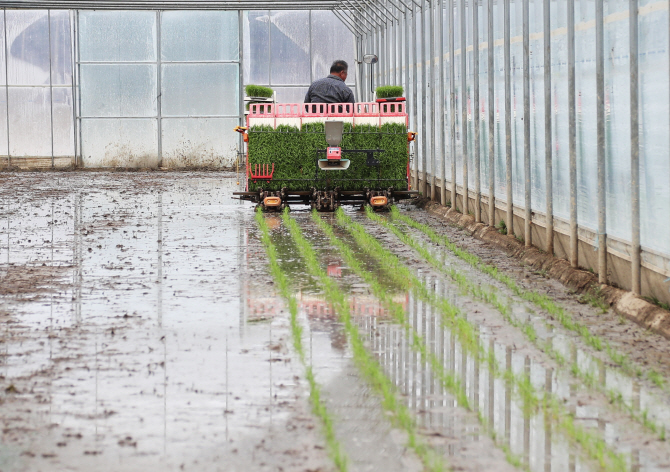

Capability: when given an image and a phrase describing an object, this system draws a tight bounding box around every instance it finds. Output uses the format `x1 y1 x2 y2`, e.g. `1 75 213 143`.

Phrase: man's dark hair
330 60 349 73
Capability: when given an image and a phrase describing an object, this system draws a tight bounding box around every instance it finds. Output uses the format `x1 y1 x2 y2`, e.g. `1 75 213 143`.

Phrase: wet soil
398 202 670 383
0 171 669 471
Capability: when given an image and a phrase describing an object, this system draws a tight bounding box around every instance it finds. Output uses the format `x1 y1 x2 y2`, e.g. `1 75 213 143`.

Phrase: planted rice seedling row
335 209 627 472
314 212 531 470
281 209 447 472
384 209 669 439
255 210 348 471
389 209 656 384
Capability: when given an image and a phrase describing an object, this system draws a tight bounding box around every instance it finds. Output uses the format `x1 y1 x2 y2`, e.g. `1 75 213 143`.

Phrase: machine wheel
311 189 339 212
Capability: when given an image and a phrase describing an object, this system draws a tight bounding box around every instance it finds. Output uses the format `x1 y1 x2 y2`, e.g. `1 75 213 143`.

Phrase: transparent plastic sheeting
78 10 241 167
79 11 157 62
161 64 239 117
1 8 356 164
161 118 240 167
0 9 74 158
242 10 355 95
81 118 158 167
161 11 239 62
400 0 670 257
80 64 158 117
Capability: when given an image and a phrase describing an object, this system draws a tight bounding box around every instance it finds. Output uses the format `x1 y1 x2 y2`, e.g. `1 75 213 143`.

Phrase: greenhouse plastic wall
0 9 74 168
243 10 356 104
351 0 670 305
78 10 241 168
0 8 355 169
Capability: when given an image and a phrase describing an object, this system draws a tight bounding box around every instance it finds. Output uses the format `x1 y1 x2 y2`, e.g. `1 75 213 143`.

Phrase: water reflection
0 174 307 470
417 224 670 445
345 274 661 471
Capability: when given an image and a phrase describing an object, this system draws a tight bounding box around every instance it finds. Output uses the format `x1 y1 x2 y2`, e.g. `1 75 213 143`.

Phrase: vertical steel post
405 8 410 113
380 21 384 86
413 3 419 190
69 10 78 166
488 0 495 225
309 11 313 84
461 0 468 215
546 0 555 255
76 10 82 166
504 0 513 236
473 0 481 222
596 0 607 284
48 10 54 168
265 10 271 102
523 0 531 245
361 32 366 103
4 9 9 166
630 0 640 295
440 0 447 205
430 0 436 200
391 4 396 84
239 10 245 158
386 11 391 85
395 13 400 86
568 0 577 266
449 0 457 206
421 0 428 196
156 11 163 167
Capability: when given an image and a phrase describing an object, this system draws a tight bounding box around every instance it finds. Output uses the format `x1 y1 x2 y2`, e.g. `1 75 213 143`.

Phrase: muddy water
0 173 333 471
1 172 670 471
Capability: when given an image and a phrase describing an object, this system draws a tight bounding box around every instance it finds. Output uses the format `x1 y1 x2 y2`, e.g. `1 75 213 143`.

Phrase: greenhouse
1 1 670 471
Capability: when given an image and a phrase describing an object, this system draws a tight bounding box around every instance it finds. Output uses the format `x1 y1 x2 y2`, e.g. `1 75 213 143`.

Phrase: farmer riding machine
233 100 418 212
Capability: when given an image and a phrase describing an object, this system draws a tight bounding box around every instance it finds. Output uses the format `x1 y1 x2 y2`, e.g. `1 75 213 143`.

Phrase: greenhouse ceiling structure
1 0 669 307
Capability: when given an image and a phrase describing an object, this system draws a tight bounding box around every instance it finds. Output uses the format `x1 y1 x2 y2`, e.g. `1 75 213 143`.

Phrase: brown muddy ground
0 171 669 472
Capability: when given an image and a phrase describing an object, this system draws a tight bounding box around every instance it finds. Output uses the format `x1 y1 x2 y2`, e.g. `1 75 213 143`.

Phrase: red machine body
327 147 342 160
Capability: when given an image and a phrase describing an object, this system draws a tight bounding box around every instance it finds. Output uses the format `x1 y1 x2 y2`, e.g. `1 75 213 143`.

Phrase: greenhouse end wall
0 8 356 169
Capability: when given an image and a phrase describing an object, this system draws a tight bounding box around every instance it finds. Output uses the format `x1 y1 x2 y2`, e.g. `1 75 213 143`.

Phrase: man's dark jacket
304 74 355 104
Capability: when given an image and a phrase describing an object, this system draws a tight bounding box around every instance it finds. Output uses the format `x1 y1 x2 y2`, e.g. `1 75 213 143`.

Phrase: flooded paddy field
1 171 670 472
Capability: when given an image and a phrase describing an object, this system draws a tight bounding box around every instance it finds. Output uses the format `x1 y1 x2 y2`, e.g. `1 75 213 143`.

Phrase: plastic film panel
0 10 5 87
508 0 523 206
550 0 570 222
243 11 270 85
80 64 157 118
79 11 156 62
52 87 74 157
161 11 239 62
50 10 72 86
273 86 309 104
638 2 670 254
81 118 158 167
604 0 632 242
310 11 355 85
161 118 239 168
6 10 50 86
493 0 506 200
574 0 598 231
269 11 310 85
528 0 546 214
479 0 490 196
161 63 239 117
0 90 8 157
7 87 51 157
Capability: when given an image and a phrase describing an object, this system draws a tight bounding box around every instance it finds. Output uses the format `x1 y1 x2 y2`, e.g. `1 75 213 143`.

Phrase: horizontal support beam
1 1 341 9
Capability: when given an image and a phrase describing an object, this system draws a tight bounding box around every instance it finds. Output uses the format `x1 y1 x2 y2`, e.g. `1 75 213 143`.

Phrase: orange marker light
370 196 388 207
264 196 282 207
